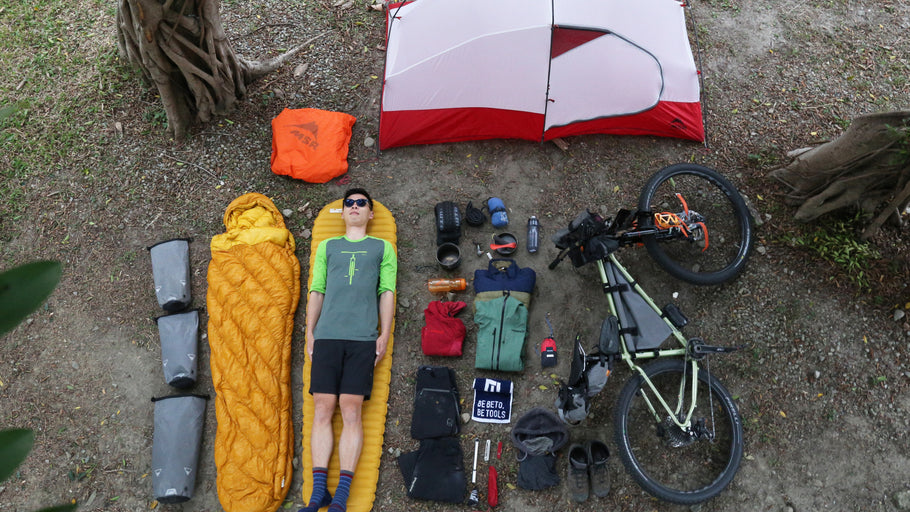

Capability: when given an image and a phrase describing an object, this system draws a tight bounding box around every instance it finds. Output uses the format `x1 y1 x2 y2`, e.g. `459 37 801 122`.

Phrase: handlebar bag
473 259 536 295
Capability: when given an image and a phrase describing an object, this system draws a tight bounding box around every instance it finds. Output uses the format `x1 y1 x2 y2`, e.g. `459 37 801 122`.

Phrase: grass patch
0 0 134 240
782 214 882 291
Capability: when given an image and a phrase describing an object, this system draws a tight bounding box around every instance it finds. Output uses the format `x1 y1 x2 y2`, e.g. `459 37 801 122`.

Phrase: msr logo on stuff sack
289 122 320 150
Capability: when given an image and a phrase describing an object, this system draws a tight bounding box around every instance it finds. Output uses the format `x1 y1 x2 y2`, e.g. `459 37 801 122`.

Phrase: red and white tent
379 0 704 150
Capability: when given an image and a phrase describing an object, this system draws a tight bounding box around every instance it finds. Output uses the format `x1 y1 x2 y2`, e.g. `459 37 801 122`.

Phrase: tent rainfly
379 0 704 150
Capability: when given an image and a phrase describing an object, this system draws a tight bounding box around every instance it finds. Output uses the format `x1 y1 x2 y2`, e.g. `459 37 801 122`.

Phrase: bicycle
549 163 752 504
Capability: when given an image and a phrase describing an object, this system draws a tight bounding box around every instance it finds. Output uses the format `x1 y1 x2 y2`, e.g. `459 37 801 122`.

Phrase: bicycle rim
638 164 753 285
613 358 743 505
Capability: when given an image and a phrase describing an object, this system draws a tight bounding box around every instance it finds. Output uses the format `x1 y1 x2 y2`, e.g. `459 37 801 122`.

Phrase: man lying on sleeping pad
301 188 397 512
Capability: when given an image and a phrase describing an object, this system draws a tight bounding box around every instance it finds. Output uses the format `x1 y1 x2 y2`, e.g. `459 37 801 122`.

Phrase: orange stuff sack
270 108 356 183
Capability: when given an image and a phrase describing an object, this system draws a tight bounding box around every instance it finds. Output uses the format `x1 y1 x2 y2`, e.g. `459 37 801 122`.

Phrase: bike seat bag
420 301 467 357
604 262 671 351
410 366 461 439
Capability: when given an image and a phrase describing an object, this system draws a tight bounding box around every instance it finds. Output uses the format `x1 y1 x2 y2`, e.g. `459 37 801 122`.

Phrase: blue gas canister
487 197 508 228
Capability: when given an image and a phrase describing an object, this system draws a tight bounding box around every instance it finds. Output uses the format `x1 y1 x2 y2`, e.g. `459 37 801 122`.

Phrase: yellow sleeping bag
302 199 396 512
207 193 299 512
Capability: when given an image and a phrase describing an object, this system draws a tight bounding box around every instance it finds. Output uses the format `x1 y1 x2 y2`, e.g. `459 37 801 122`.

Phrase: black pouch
410 366 461 439
398 437 466 503
434 201 462 246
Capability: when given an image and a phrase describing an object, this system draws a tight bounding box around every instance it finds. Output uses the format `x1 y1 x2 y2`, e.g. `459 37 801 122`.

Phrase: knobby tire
613 358 744 505
638 164 753 285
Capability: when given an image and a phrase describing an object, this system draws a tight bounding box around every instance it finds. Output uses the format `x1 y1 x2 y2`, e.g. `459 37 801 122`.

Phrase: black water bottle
527 216 540 253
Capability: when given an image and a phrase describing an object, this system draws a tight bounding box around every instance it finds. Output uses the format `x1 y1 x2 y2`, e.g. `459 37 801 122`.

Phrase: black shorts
309 339 376 399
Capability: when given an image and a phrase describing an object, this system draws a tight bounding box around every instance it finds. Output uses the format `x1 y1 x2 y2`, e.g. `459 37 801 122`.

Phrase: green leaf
0 261 62 338
0 428 34 482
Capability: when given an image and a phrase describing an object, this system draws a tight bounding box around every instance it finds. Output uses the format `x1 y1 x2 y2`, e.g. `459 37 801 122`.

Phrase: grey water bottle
527 216 540 253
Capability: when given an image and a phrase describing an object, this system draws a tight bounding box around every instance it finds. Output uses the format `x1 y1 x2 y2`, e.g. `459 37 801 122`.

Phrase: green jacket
475 293 528 372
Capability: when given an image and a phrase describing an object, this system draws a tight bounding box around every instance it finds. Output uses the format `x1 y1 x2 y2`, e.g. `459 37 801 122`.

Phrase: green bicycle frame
597 254 700 430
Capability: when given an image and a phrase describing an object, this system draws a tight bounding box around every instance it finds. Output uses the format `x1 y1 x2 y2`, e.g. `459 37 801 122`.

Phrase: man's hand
305 291 325 362
305 330 316 360
375 290 395 366
374 332 390 367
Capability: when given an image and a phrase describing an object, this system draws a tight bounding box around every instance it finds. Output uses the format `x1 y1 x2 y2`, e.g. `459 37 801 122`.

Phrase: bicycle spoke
614 359 743 504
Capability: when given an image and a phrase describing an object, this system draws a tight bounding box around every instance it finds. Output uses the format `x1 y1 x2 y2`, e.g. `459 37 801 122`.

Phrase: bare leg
311 393 338 467
337 393 365 472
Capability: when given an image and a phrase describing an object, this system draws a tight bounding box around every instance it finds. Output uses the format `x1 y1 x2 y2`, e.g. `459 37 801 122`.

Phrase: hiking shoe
567 443 589 502
586 439 611 498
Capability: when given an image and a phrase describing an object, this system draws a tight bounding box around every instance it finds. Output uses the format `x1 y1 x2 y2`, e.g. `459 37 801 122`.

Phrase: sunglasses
344 198 369 208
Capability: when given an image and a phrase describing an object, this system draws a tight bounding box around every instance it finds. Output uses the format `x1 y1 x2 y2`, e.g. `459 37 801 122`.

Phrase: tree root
116 0 327 139
770 111 910 239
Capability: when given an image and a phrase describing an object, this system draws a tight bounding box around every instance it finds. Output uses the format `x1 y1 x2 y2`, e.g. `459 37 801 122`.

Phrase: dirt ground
2 0 910 511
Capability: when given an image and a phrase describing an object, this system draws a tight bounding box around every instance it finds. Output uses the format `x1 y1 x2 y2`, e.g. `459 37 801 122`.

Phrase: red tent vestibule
379 0 704 150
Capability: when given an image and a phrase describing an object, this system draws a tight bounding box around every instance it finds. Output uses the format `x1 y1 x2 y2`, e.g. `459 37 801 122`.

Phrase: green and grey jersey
310 234 397 342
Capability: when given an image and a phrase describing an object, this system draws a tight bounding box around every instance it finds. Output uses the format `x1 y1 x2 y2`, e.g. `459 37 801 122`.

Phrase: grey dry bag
149 238 192 312
151 394 208 503
155 309 199 388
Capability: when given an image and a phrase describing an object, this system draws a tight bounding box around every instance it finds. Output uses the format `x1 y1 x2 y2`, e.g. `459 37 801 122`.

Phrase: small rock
71 362 79 370
894 309 906 322
461 412 471 424
756 245 767 255
300 228 312 239
364 136 375 148
282 209 293 218
399 298 410 309
293 63 309 78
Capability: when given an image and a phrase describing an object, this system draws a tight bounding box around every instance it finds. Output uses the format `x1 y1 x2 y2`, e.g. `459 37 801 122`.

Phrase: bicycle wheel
638 164 753 285
613 358 743 505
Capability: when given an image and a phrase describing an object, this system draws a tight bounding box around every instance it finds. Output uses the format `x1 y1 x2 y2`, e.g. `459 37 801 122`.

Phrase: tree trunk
116 0 310 139
769 111 910 240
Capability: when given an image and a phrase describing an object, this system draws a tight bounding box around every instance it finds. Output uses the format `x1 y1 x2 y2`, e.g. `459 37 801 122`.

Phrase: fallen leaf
779 411 786 418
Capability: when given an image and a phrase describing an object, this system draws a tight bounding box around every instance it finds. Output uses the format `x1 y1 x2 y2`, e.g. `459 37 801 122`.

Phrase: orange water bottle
426 278 467 293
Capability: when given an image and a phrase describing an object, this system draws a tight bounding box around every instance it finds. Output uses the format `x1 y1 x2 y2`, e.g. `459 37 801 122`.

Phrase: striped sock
298 468 331 512
327 470 354 512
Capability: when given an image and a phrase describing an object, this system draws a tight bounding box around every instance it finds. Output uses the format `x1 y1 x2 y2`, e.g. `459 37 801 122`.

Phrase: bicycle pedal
540 337 557 368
